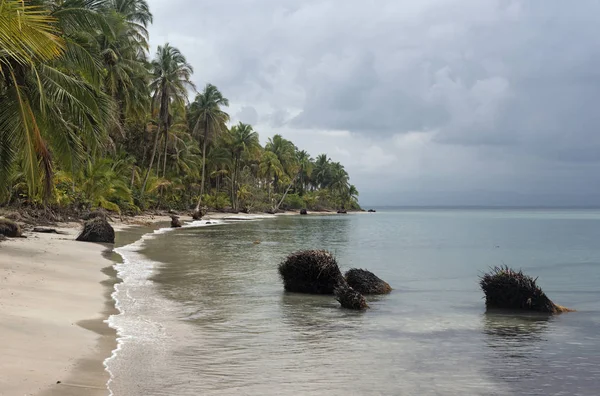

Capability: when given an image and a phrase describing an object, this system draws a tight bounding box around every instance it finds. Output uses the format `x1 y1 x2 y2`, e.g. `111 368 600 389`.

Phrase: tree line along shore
0 0 360 219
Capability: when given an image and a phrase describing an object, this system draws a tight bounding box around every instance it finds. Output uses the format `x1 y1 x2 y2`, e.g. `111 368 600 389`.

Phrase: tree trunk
275 172 298 211
195 118 209 212
130 163 136 189
141 123 162 195
232 155 239 211
160 126 169 197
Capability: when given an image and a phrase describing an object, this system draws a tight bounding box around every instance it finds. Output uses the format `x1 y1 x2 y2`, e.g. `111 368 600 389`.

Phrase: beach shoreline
0 210 349 395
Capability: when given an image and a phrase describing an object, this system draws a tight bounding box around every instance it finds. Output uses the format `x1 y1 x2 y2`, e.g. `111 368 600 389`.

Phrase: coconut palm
259 151 284 206
189 83 229 213
229 122 260 210
296 150 313 195
265 134 296 191
312 154 331 189
141 43 194 194
0 0 113 200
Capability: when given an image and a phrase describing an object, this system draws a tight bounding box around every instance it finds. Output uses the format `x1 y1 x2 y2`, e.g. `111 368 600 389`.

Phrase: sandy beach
0 210 350 395
0 222 116 395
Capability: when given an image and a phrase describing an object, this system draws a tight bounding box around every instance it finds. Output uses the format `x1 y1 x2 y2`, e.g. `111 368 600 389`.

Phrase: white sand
0 225 115 396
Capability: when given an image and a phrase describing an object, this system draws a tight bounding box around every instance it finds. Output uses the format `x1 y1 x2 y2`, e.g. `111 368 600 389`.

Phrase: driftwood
32 227 67 235
278 250 346 294
76 218 115 244
345 268 392 295
0 218 22 237
335 285 369 310
480 266 572 314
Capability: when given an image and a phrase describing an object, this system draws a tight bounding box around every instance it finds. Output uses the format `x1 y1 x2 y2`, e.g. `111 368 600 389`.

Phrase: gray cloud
147 0 600 205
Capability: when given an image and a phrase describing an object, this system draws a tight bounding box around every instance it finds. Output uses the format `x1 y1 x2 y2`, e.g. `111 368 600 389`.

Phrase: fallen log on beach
76 217 115 244
278 250 346 294
32 227 67 234
345 268 392 295
480 266 573 314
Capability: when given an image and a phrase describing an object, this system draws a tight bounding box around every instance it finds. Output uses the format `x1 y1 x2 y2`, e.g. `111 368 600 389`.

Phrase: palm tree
229 122 260 210
265 134 296 191
141 43 194 195
189 83 229 214
296 150 313 195
312 154 331 189
259 151 284 206
0 0 113 200
328 162 350 207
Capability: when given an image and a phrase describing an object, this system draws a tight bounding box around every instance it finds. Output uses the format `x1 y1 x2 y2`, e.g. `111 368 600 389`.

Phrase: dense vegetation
0 0 359 215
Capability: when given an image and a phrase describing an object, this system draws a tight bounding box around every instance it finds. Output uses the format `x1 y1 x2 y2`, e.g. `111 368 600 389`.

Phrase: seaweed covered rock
335 285 369 310
278 250 346 294
76 217 115 243
345 268 392 295
0 218 22 237
300 209 308 215
171 215 182 228
480 266 572 314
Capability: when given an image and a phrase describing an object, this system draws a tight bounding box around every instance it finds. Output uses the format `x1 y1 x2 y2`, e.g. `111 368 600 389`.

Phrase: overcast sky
147 0 600 206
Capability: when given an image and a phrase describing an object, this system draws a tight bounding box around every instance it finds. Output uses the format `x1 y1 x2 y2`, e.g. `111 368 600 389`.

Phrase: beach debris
278 250 347 294
253 240 261 244
335 285 369 310
170 215 182 228
345 268 392 295
76 217 115 244
32 227 67 234
480 266 573 314
0 218 22 237
300 209 308 215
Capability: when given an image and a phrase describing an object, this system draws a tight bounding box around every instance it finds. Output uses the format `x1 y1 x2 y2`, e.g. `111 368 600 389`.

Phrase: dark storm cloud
147 0 600 205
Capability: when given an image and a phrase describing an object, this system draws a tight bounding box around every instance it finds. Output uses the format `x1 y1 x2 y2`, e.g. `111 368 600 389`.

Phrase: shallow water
107 209 600 395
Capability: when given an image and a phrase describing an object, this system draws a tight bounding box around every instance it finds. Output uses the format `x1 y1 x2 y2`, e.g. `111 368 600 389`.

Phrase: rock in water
192 209 203 220
480 266 572 314
278 250 346 294
0 218 22 237
171 216 182 228
300 209 308 215
335 285 369 310
76 217 115 244
345 268 392 295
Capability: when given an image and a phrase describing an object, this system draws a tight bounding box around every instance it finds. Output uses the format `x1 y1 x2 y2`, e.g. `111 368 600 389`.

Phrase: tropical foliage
0 0 359 214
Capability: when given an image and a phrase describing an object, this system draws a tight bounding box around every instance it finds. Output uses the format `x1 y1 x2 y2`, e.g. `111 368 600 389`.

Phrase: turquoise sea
106 208 600 395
